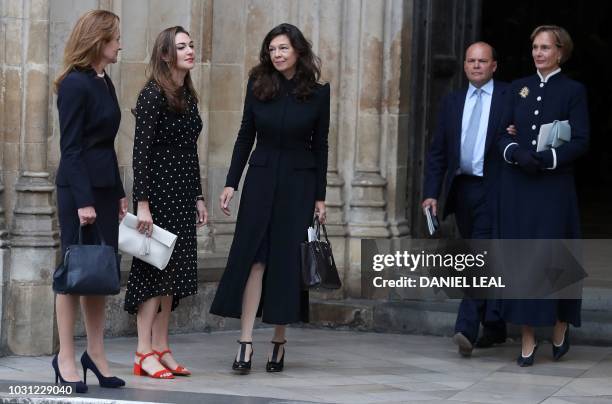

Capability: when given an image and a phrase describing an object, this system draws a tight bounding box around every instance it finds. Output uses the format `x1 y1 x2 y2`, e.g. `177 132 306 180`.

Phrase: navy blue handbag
53 224 121 295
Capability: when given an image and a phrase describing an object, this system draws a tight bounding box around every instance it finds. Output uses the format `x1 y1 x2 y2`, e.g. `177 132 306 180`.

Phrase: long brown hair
54 10 119 92
146 26 199 112
250 23 321 101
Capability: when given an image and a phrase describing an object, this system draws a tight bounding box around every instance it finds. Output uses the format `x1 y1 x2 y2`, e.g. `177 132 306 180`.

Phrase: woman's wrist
196 195 205 202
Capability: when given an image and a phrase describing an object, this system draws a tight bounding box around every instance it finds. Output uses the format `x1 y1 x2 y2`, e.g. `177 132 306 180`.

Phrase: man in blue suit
422 42 507 357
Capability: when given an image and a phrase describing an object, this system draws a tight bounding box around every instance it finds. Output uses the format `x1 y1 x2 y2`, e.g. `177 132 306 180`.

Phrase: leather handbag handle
312 215 331 246
77 223 107 246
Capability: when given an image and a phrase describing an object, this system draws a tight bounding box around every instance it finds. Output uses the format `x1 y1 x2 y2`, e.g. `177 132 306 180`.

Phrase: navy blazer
497 73 589 172
423 80 508 218
56 69 124 208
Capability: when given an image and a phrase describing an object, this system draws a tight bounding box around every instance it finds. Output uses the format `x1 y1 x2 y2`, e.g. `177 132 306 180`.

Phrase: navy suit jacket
56 69 124 208
423 80 509 218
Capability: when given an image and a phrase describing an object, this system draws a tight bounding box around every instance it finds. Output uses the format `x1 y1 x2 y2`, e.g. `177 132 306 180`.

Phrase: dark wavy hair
146 26 198 112
250 23 321 101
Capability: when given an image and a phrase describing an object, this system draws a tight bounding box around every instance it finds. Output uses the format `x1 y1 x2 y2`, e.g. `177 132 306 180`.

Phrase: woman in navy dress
210 23 330 374
54 10 126 392
498 25 589 366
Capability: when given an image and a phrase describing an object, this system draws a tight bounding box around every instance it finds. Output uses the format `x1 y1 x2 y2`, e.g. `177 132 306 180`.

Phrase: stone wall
0 0 414 354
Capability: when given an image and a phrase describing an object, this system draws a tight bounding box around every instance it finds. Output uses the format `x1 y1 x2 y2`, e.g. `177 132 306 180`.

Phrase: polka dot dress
124 81 203 315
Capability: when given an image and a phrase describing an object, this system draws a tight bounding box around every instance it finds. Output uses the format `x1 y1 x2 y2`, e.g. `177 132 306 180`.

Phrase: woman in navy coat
54 10 127 391
498 25 589 366
210 23 329 374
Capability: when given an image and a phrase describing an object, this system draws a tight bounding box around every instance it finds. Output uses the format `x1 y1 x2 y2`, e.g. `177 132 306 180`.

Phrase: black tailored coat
423 80 508 219
56 68 125 261
496 72 589 326
210 76 330 324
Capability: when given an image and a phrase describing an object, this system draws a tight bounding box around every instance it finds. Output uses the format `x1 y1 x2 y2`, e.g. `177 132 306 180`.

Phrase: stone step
309 289 612 345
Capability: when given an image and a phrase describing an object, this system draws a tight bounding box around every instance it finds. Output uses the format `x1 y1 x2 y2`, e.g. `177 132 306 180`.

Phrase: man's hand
421 198 438 217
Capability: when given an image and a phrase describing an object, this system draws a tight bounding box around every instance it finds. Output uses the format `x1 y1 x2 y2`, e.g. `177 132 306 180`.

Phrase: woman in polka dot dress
124 26 208 379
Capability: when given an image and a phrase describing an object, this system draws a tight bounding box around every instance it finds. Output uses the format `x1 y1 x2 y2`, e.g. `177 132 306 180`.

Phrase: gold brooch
519 86 529 98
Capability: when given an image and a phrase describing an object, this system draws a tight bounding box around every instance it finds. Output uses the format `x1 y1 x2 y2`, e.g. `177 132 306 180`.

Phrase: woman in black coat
54 10 126 392
210 23 330 374
498 25 589 366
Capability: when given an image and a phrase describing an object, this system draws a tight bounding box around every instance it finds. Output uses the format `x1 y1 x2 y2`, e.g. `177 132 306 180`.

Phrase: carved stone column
317 0 347 243
342 0 391 298
382 0 411 238
7 0 59 355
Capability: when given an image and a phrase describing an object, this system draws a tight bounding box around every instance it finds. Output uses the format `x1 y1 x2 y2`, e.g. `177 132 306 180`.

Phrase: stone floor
0 328 611 403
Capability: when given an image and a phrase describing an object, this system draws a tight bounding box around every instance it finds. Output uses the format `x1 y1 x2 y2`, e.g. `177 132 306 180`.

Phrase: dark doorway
481 1 612 237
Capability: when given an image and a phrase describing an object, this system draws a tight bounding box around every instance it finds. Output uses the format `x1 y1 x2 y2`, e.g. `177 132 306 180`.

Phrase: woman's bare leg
237 263 265 359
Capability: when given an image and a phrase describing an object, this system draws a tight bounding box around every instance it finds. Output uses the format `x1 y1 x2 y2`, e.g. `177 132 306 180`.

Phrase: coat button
532 140 537 146
540 83 544 88
534 110 539 115
537 96 542 101
532 124 537 130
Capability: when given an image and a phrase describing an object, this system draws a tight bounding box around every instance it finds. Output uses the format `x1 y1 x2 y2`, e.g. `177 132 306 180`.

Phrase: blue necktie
460 88 483 175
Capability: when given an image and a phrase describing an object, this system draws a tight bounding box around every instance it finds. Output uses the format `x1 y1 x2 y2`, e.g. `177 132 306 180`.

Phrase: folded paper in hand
307 226 317 242
537 120 571 152
118 213 177 270
424 206 439 236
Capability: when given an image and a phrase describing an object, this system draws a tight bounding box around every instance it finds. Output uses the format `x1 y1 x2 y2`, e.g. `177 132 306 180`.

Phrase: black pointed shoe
266 340 286 372
517 343 538 367
232 341 253 374
552 326 570 361
52 354 88 394
81 351 125 388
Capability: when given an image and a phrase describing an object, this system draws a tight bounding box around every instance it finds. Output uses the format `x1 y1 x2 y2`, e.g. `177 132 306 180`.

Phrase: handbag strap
312 215 331 245
319 221 331 245
77 222 108 246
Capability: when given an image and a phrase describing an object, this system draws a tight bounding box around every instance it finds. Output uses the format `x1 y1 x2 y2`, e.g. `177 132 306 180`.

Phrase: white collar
537 68 561 83
468 79 494 96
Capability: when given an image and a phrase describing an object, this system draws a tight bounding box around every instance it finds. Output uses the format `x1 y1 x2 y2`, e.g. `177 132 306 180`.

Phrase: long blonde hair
145 26 199 112
54 10 119 92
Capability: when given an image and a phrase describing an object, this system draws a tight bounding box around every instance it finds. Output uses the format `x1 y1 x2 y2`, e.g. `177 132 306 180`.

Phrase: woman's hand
77 206 96 226
118 197 128 221
137 201 154 236
506 124 517 136
219 187 235 216
196 199 208 228
315 201 327 224
512 148 542 174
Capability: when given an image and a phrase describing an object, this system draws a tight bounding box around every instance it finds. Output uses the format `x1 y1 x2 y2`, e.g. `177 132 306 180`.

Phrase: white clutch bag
118 212 177 270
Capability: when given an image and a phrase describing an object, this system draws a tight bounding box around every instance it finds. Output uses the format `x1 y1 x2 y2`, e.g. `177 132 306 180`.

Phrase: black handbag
53 224 121 295
300 216 342 290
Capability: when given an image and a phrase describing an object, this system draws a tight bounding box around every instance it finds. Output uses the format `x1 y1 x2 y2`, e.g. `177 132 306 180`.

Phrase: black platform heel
266 340 286 373
232 341 253 374
517 342 538 367
552 325 570 361
81 351 125 388
52 354 88 393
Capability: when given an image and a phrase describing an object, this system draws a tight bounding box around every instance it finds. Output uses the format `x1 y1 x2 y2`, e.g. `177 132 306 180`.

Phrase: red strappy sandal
133 351 174 379
153 349 191 376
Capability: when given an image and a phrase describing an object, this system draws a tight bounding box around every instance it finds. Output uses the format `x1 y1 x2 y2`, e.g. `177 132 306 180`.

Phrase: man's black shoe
452 332 473 357
474 333 506 348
